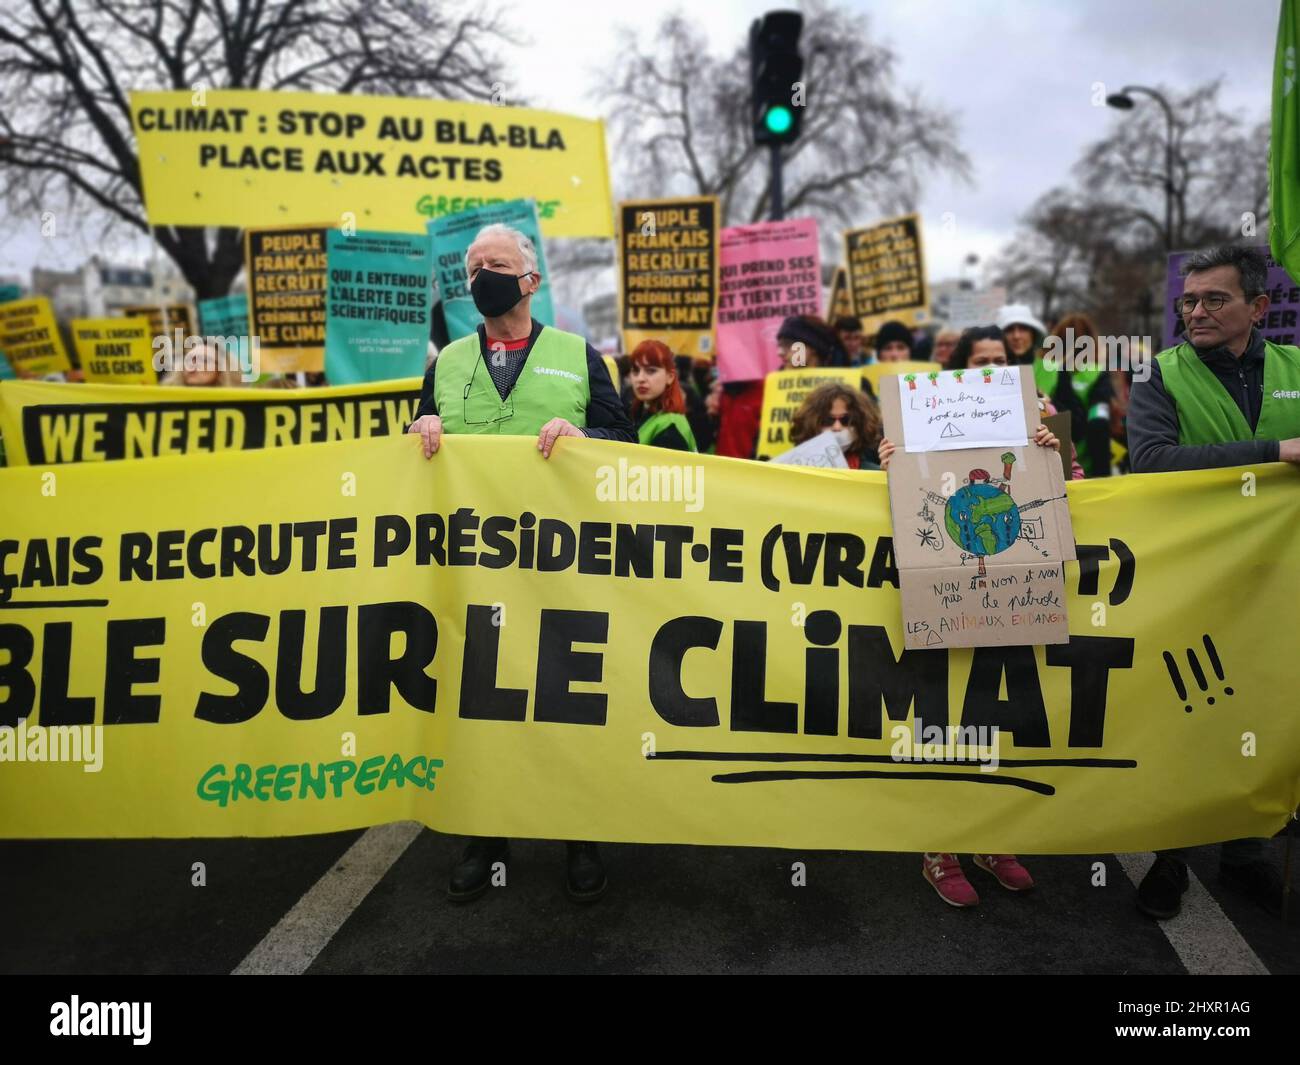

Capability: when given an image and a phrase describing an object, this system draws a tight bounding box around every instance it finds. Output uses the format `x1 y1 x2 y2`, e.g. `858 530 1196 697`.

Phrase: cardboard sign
1043 411 1073 482
0 298 71 376
756 367 862 460
880 368 1075 649
769 429 849 469
895 365 1030 453
716 218 820 383
245 224 328 373
860 359 935 392
70 318 157 386
619 196 719 358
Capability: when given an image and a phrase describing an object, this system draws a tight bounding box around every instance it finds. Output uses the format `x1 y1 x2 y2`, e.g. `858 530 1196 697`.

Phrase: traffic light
749 11 804 147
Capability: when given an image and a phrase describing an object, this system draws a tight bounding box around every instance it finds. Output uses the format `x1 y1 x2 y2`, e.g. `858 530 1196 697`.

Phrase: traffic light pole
769 143 784 221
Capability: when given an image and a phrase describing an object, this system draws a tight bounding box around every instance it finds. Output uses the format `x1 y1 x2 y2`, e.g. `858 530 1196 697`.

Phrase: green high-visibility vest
1155 339 1300 445
1033 357 1104 407
637 410 698 451
434 326 590 436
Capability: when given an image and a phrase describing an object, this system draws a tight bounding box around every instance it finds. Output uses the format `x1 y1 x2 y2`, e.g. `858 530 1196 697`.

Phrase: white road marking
1117 853 1269 975
232 821 422 975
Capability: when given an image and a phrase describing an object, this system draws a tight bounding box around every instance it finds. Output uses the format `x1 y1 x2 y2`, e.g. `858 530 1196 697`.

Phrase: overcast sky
0 0 1278 285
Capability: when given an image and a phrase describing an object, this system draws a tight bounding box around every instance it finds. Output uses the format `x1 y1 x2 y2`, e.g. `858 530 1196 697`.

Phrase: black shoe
565 841 607 902
1136 854 1189 920
1219 860 1284 917
447 837 508 903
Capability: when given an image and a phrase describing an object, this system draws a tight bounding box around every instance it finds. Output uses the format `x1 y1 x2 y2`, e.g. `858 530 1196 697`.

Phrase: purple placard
1165 247 1300 348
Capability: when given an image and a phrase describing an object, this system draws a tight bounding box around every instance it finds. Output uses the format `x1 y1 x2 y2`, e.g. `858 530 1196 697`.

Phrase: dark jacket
413 320 635 442
1127 329 1281 472
1047 367 1113 477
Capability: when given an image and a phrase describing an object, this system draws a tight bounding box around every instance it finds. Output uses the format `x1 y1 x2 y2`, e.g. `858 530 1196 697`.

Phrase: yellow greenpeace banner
1 437 1298 852
130 90 614 238
0 379 421 465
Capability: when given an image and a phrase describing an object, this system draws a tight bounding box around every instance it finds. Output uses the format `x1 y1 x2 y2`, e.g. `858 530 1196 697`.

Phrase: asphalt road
1 830 1294 975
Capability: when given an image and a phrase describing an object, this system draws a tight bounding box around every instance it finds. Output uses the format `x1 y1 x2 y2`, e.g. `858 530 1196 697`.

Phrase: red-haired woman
627 340 698 452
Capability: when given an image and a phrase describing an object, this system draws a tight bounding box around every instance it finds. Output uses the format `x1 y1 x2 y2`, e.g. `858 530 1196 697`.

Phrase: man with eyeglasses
407 222 635 905
1127 244 1300 921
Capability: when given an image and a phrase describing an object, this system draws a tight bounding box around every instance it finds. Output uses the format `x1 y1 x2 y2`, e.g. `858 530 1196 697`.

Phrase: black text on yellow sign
619 197 719 357
245 224 328 373
843 213 929 332
0 379 420 465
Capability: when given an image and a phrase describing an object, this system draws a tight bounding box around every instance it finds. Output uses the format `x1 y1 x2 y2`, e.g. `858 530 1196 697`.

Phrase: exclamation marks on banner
1164 634 1234 713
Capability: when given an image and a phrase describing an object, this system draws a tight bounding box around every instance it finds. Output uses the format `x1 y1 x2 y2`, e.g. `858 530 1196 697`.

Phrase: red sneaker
922 852 979 907
973 854 1035 891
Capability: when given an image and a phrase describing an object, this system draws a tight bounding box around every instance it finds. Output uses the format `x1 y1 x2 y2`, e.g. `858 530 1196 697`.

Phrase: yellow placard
619 196 720 358
0 378 421 465
1 436 1297 852
71 318 158 387
121 304 194 346
0 298 71 376
756 367 862 459
129 89 614 238
245 224 328 373
843 213 930 335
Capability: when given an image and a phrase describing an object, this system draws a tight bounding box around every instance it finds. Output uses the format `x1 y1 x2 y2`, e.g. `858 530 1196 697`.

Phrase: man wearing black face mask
408 223 634 459
407 223 633 906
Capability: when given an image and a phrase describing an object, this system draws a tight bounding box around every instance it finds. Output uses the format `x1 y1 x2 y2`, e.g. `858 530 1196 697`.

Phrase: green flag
1271 0 1300 274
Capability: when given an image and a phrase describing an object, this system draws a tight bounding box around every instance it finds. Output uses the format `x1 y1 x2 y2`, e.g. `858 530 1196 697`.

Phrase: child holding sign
878 324 1064 908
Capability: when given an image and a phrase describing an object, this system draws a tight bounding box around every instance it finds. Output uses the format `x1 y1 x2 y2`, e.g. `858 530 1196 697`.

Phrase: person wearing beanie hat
776 314 848 369
874 319 915 362
994 303 1047 366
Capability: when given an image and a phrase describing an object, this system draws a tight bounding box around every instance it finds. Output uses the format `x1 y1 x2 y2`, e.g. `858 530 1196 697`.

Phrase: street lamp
1106 85 1176 252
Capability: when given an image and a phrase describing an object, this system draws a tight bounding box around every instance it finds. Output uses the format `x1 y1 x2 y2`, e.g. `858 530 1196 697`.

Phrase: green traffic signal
764 105 794 136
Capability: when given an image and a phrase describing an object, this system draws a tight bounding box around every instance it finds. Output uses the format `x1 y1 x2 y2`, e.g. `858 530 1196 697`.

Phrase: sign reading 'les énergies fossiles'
619 197 719 358
324 230 431 385
129 90 614 238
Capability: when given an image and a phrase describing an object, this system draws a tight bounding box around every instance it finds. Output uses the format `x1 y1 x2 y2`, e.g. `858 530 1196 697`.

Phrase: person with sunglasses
788 382 881 468
1127 244 1300 922
406 223 635 907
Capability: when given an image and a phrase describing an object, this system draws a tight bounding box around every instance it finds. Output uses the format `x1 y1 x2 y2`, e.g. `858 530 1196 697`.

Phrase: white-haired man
408 223 633 905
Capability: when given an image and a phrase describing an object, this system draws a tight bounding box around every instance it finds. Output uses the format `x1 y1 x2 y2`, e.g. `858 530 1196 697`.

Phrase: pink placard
716 218 821 383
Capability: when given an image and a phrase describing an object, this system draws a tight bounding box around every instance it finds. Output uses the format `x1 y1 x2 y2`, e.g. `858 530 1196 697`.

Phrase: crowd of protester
13 230 1295 920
